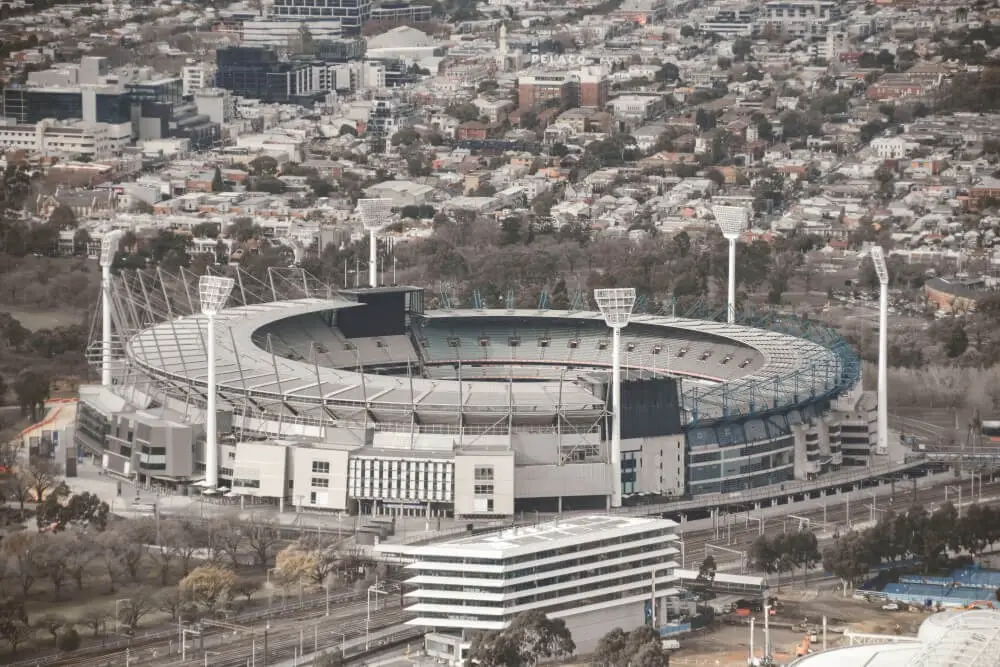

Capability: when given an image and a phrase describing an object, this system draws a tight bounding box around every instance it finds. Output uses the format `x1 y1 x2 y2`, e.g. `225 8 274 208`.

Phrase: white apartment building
374 515 681 663
760 0 841 36
0 119 131 158
182 62 216 97
607 94 668 121
871 136 918 160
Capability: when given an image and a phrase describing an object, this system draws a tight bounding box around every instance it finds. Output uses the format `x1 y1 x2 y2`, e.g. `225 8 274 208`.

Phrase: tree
37 490 109 531
119 588 157 633
0 597 31 655
25 457 62 504
339 124 357 137
680 24 695 38
467 610 575 666
180 565 238 612
447 102 480 123
732 37 752 62
57 627 81 653
593 627 628 666
80 608 108 638
15 368 50 421
391 128 422 147
211 167 225 193
245 518 281 573
655 62 679 83
697 554 717 587
48 205 77 229
5 532 41 597
550 278 570 310
249 155 278 176
630 640 670 667
72 228 91 256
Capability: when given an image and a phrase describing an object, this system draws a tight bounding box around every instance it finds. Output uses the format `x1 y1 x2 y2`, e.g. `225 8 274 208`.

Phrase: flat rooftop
377 514 678 560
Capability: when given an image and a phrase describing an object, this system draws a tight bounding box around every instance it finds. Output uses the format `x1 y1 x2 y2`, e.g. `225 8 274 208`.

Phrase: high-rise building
214 47 319 103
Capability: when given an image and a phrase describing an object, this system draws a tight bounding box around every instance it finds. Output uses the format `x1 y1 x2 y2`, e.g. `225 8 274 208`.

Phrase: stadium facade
74 266 874 517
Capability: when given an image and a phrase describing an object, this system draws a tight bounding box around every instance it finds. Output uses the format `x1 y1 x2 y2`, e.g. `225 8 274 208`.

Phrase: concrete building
373 515 681 663
0 119 131 158
760 0 841 36
182 62 216 97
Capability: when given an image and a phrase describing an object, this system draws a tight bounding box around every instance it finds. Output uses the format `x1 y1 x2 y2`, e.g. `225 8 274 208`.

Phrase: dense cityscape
0 0 1000 665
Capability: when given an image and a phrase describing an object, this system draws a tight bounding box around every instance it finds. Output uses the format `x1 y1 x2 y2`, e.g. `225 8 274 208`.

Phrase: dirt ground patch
665 591 929 666
3 308 86 331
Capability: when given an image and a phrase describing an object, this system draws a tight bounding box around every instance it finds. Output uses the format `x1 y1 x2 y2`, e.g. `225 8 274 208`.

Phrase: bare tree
245 518 281 573
37 534 72 601
155 587 191 623
119 588 157 633
65 534 95 593
163 519 207 576
4 533 41 597
209 518 244 569
25 457 63 502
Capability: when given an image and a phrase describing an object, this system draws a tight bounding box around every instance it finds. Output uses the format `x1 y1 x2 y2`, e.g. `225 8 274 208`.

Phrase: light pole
712 205 749 324
366 579 391 650
198 275 235 490
358 198 392 288
595 287 637 509
99 230 123 387
870 246 889 457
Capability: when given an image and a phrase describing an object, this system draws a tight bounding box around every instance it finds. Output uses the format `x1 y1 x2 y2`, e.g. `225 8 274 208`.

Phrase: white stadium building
74 266 885 518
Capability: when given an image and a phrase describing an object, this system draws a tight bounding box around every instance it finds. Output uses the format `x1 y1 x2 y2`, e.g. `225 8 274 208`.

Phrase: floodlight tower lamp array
712 206 750 325
358 198 393 289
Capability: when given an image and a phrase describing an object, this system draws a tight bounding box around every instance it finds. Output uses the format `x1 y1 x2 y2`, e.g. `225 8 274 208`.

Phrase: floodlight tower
594 287 637 509
712 206 750 324
870 246 889 456
199 275 235 489
358 198 392 288
99 230 123 387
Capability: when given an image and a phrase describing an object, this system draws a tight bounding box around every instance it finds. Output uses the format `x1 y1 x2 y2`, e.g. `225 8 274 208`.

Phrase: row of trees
822 502 1000 593
464 611 671 666
750 531 822 586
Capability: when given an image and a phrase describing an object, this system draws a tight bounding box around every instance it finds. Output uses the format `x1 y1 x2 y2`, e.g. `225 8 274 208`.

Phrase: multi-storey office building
374 515 681 662
269 0 372 34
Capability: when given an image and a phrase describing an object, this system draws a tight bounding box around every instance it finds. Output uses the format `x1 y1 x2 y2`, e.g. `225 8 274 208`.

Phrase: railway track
7 589 380 667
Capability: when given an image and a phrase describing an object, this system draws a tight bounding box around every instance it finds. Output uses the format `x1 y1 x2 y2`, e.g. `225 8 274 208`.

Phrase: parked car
882 602 900 611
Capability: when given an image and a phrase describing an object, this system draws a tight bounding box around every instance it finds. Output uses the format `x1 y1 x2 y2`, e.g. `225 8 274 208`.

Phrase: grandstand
880 568 1000 608
75 266 873 518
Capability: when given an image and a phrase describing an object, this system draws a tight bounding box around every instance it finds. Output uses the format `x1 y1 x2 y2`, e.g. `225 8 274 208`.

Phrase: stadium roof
790 610 1000 667
123 297 844 427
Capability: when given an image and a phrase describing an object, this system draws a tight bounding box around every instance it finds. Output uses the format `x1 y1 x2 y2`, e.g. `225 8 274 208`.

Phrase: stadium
73 265 870 517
